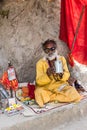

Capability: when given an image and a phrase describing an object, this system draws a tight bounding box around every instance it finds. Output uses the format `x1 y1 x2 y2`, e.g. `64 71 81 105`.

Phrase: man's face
43 42 57 60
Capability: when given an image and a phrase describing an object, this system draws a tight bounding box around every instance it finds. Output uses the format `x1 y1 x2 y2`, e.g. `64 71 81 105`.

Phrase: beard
45 50 58 61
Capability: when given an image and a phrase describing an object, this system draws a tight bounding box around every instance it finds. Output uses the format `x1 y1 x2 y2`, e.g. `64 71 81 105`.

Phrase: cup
54 60 63 73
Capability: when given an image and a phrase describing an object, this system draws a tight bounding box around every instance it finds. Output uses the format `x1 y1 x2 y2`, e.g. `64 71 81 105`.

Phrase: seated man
35 39 82 107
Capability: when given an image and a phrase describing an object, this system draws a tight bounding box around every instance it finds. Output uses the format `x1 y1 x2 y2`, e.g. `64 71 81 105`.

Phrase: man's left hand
57 73 63 79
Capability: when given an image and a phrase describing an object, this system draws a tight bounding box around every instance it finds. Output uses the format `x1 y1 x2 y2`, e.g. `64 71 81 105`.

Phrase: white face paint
45 50 58 60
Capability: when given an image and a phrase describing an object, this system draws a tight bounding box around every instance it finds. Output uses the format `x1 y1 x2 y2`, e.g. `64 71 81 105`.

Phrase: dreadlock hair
42 39 57 50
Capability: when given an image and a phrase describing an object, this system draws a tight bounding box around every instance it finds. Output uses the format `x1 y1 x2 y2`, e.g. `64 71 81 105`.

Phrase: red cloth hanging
59 0 87 65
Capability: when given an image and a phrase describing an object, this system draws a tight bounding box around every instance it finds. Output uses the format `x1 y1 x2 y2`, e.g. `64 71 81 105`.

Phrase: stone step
1 98 87 130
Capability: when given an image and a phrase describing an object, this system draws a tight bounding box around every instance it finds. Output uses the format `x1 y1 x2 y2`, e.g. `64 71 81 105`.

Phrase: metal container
54 60 63 73
0 84 9 110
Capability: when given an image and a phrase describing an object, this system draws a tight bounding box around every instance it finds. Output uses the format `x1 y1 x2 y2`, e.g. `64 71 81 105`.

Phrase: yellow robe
35 56 82 107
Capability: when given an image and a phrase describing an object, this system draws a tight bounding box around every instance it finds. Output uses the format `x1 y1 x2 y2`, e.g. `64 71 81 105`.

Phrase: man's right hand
46 67 55 76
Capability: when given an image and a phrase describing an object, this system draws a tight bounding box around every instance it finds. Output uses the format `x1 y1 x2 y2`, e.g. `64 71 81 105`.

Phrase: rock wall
0 0 87 89
0 0 69 82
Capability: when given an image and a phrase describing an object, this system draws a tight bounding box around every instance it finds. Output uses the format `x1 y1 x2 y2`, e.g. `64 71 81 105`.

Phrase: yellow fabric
35 56 82 107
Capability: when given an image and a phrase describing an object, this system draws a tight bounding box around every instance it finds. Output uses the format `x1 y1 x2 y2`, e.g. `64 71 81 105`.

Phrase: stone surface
0 0 67 82
1 98 87 130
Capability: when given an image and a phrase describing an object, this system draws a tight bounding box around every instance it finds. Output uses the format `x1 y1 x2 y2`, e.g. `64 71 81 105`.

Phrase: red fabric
80 0 87 5
28 83 35 99
59 0 87 65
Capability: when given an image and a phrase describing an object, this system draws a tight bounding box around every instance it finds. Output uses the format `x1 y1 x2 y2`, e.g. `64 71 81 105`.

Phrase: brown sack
22 87 29 97
22 93 29 98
